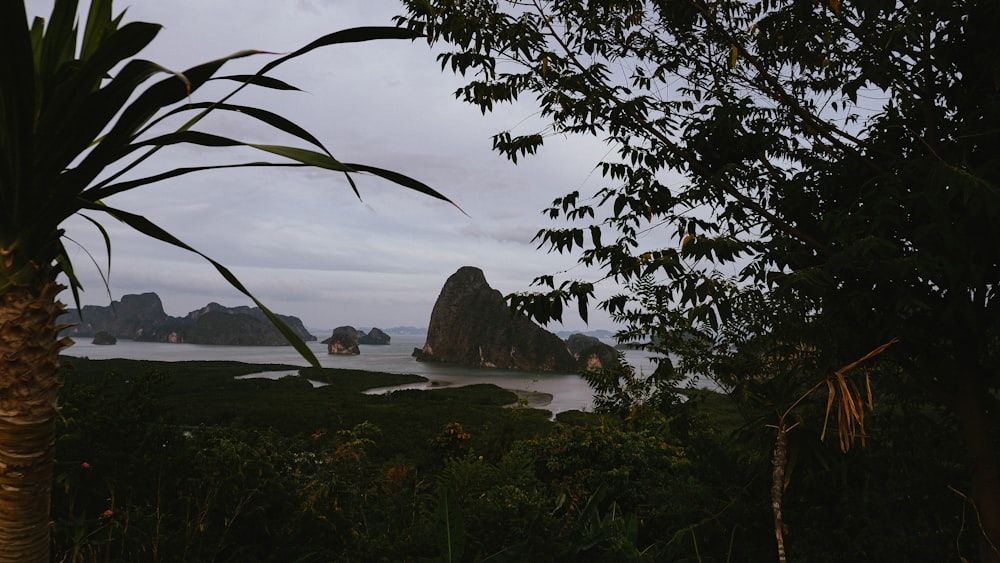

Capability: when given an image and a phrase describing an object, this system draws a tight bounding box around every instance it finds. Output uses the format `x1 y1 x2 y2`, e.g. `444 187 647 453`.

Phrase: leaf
73 53 257 186
345 163 463 211
0 0 35 223
85 162 316 201
36 40 165 177
54 247 85 314
126 131 350 171
214 74 301 91
589 225 603 248
436 488 465 562
36 0 80 87
258 27 423 77
729 45 738 68
80 0 115 61
58 218 114 314
161 102 331 154
75 213 114 280
77 201 322 368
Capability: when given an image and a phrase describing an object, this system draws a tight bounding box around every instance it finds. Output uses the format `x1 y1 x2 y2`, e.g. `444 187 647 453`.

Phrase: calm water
63 334 663 414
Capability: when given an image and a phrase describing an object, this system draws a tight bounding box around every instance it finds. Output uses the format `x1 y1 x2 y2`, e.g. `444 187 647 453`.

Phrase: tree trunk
771 423 789 563
951 369 1000 563
0 282 70 563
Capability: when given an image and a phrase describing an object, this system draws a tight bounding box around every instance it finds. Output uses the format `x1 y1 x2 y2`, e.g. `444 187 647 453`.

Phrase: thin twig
949 485 1000 558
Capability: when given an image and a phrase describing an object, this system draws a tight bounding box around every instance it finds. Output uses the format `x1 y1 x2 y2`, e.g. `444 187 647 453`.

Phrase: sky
26 0 627 332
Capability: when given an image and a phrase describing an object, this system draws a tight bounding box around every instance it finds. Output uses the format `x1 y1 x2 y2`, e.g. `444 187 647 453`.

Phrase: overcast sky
27 0 625 332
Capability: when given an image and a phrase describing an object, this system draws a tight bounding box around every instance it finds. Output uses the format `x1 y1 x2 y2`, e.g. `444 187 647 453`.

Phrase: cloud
32 0 623 332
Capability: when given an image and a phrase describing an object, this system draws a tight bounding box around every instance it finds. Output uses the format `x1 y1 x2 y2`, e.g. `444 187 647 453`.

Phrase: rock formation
179 302 315 344
565 333 622 371
184 310 290 346
58 292 316 346
359 327 391 345
327 326 360 355
91 331 117 345
61 292 169 339
416 266 578 372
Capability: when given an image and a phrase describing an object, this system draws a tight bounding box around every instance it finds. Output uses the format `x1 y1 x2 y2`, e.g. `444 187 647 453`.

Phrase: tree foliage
396 0 1000 559
53 357 974 561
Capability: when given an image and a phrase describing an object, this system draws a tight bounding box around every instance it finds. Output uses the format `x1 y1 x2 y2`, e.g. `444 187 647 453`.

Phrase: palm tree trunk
0 281 71 563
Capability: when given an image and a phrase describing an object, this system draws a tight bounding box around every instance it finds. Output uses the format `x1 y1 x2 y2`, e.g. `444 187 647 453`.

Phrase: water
63 334 664 414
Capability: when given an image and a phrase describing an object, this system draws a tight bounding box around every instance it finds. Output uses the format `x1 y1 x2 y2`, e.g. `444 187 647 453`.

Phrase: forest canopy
396 1 1000 560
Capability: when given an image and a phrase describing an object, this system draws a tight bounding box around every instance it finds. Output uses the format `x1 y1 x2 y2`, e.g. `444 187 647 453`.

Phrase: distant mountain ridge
382 326 428 335
59 292 316 346
554 329 616 339
311 326 429 336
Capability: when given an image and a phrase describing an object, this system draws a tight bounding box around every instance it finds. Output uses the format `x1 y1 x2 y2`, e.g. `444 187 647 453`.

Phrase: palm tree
0 1 455 559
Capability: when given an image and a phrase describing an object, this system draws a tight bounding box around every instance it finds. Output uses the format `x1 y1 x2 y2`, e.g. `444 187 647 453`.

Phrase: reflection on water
63 334 664 414
234 371 329 388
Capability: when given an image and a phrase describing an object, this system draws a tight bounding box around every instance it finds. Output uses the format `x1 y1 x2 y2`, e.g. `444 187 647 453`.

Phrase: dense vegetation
51 357 983 561
395 1 1000 560
6 0 998 560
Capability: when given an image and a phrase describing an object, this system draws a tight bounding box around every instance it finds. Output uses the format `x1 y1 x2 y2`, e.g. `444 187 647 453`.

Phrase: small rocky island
323 326 391 354
414 266 621 373
359 327 391 345
326 326 361 355
91 331 117 345
59 292 316 346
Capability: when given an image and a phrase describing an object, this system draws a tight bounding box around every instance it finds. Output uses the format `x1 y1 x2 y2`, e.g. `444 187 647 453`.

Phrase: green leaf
85 162 315 201
250 144 354 170
80 0 115 61
36 30 163 176
258 27 423 76
37 0 81 88
214 74 301 91
72 21 161 90
172 102 329 152
75 213 114 281
436 488 465 562
344 163 463 210
0 0 35 225
58 216 114 313
74 51 259 185
54 246 84 314
78 201 322 368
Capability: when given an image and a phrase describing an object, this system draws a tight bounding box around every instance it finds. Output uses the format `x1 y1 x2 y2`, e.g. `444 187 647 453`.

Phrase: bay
63 334 663 414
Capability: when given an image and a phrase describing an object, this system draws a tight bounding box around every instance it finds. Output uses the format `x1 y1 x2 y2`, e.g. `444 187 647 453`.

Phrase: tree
0 1 456 560
397 0 1000 560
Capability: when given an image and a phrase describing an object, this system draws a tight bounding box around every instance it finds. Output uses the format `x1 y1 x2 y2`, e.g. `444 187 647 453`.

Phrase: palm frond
84 162 314 201
5 1 451 366
72 52 259 187
77 200 322 367
142 102 331 154
259 27 422 76
818 338 898 452
0 2 35 227
345 163 466 211
213 74 301 91
37 56 166 180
